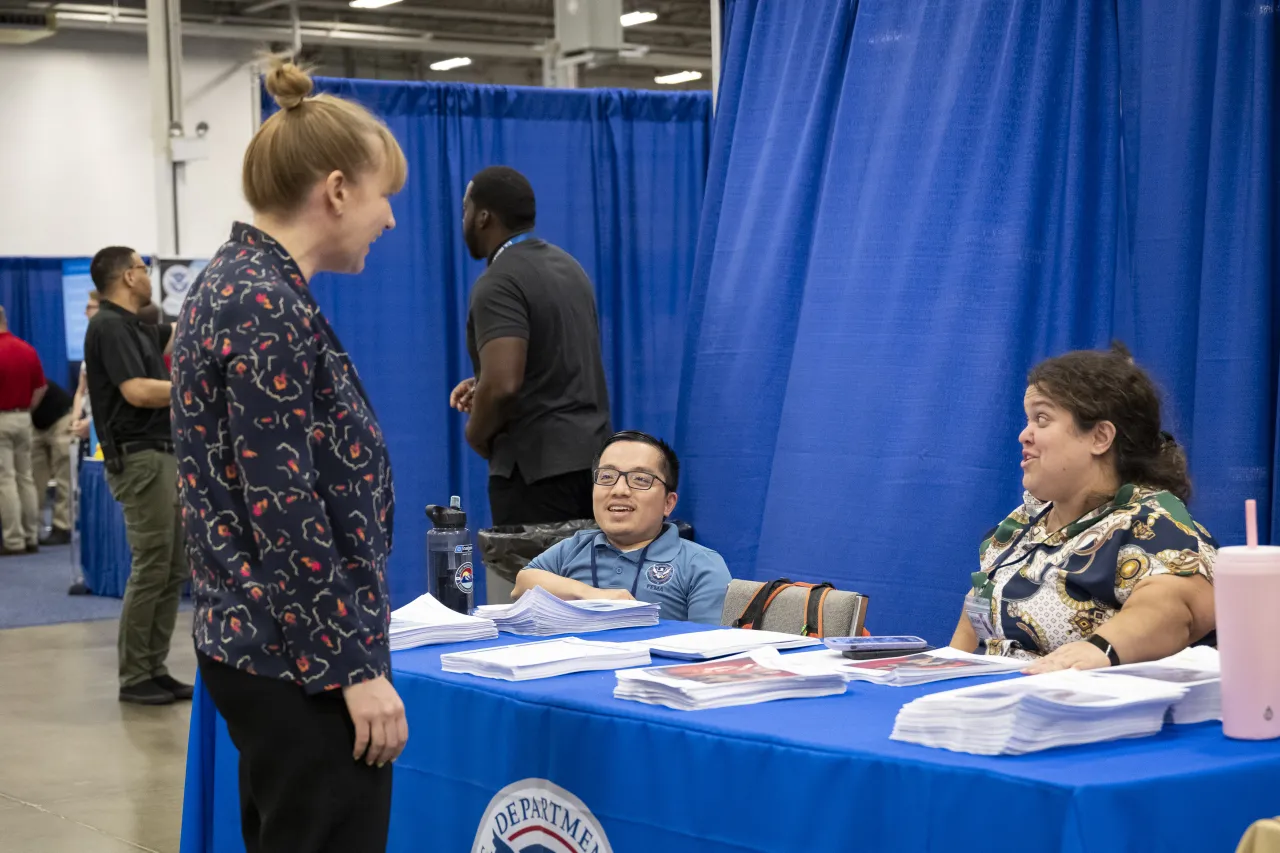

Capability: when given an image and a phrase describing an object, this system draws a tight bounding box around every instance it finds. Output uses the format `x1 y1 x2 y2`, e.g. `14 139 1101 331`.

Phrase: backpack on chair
720 578 869 638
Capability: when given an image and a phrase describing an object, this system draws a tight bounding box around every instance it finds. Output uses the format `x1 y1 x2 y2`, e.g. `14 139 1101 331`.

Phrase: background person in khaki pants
83 247 191 706
0 305 46 556
30 380 74 545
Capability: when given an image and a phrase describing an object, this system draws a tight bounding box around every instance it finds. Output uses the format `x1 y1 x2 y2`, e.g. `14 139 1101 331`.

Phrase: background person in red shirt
0 305 47 555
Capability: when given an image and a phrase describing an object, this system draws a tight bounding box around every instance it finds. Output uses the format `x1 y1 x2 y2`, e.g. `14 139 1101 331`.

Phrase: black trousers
197 654 392 853
488 467 593 526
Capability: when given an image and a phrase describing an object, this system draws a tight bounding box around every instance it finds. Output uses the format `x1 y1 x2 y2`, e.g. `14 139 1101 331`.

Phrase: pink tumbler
1216 541 1280 740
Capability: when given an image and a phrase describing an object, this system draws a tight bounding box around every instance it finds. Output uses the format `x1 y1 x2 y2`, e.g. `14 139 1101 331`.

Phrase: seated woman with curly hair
951 343 1217 674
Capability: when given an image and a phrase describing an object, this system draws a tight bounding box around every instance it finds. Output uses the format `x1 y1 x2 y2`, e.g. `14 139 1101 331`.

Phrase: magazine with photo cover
655 658 800 685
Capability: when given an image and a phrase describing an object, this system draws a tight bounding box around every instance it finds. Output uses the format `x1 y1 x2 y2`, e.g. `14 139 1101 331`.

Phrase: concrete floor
0 619 196 852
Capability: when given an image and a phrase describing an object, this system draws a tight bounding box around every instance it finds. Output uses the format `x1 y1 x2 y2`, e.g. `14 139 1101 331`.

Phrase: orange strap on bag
734 579 836 637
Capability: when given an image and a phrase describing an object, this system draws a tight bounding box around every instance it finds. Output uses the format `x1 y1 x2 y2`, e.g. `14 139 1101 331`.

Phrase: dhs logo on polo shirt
646 563 674 586
472 779 613 853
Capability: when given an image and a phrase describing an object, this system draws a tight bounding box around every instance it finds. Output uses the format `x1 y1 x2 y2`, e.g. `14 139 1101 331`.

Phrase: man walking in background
30 380 74 545
84 247 191 706
451 166 612 526
0 306 46 556
71 290 100 444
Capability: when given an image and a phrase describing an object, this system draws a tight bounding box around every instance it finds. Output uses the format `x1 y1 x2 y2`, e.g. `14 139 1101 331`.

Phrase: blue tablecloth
180 623 1280 853
79 459 132 598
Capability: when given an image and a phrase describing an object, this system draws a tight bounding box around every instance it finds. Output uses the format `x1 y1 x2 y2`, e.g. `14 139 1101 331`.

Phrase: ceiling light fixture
620 11 658 27
430 56 473 71
654 70 702 85
348 0 403 8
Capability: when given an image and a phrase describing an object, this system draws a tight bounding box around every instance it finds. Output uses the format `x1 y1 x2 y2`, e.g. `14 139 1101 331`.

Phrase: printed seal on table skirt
646 563 674 586
472 779 613 853
455 562 475 593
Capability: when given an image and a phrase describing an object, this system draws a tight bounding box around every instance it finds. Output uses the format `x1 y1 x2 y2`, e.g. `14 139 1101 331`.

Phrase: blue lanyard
489 231 535 265
590 539 657 597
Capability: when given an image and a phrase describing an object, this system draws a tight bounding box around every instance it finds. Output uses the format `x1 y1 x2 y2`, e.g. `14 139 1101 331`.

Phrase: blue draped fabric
0 257 70 389
79 460 134 597
1113 0 1280 546
680 0 1279 644
283 80 712 605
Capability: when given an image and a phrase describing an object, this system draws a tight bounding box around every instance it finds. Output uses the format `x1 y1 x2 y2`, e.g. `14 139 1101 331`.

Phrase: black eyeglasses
593 468 666 491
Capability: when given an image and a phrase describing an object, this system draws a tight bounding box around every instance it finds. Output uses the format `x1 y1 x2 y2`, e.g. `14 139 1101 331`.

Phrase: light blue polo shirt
527 523 731 624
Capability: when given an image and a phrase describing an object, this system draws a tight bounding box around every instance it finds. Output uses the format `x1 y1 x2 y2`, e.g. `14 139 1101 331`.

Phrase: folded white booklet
640 628 821 660
441 637 651 681
784 646 1025 686
388 593 497 651
1098 646 1220 724
614 647 847 710
891 669 1188 755
474 586 660 636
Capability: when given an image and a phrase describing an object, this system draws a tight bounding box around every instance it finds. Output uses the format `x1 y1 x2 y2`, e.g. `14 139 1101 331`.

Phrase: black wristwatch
1085 633 1121 666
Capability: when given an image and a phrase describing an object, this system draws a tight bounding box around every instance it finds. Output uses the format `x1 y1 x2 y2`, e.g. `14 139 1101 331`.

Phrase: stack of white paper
890 669 1188 755
389 593 498 651
474 586 659 636
784 647 1026 686
1100 646 1221 724
614 647 847 711
640 628 821 661
441 638 651 681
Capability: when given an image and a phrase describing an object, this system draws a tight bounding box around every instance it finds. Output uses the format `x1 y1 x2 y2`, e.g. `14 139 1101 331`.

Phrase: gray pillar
146 0 182 254
710 0 722 111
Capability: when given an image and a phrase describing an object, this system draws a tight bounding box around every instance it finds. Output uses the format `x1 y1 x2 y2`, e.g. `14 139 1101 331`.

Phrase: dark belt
116 439 174 458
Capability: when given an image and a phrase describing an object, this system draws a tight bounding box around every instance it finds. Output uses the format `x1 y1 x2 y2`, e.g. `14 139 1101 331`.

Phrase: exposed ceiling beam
48 8 707 68
237 1 549 26
242 0 292 14
233 0 710 37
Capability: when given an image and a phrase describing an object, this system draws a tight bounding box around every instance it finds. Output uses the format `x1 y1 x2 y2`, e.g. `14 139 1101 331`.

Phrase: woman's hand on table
1022 640 1110 675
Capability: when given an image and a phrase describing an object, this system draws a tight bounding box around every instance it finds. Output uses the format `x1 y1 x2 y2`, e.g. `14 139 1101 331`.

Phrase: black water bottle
425 496 474 615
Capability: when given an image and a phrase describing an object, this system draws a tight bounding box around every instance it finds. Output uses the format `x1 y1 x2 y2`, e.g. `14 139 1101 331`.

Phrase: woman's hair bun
263 54 313 111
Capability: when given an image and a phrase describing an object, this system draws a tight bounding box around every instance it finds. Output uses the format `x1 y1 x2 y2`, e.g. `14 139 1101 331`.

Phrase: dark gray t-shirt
466 238 611 482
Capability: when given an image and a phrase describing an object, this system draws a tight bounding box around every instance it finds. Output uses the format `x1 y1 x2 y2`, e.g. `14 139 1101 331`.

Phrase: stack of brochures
388 594 497 651
440 638 651 681
642 628 821 660
1099 646 1221 724
614 648 847 711
784 647 1026 686
474 586 660 636
890 669 1188 755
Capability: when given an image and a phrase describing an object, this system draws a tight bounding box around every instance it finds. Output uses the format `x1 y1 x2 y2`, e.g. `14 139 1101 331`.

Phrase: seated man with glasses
512 431 732 624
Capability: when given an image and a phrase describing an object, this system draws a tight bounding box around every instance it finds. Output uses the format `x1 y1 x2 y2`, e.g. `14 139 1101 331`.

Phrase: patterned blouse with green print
972 485 1218 659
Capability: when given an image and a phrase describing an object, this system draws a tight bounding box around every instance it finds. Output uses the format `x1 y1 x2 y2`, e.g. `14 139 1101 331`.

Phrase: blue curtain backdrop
680 0 1279 644
285 79 712 605
0 258 70 390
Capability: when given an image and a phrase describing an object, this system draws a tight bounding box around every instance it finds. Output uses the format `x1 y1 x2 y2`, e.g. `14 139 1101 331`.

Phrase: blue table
79 459 132 597
180 623 1280 853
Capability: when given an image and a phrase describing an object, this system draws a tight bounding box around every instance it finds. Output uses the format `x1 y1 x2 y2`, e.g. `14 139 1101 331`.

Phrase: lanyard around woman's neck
590 538 658 597
988 489 1133 574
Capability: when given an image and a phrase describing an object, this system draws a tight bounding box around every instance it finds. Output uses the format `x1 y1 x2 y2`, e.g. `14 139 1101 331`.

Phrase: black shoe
119 680 177 706
0 548 23 557
152 674 194 701
24 544 38 554
40 528 71 546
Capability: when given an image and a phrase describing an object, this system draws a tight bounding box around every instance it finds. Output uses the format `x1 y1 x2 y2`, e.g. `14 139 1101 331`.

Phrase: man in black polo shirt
451 166 612 526
84 246 192 706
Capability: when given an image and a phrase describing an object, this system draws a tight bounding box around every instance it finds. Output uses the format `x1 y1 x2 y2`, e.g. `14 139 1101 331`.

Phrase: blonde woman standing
172 58 408 852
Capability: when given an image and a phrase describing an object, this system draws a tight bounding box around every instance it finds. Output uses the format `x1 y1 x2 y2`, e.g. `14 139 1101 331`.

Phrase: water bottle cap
425 503 467 529
450 495 461 509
